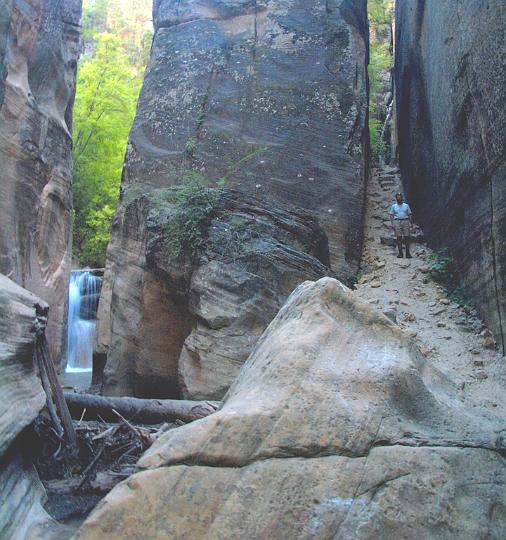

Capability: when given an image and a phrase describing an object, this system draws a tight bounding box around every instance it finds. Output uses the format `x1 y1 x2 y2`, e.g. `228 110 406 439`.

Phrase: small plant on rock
427 249 468 305
153 171 220 261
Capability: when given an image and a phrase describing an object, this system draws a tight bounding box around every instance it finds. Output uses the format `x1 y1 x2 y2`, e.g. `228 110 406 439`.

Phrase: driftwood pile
32 414 170 521
31 322 221 522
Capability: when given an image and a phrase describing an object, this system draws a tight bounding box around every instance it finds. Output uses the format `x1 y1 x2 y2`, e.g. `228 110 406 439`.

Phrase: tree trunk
64 393 220 424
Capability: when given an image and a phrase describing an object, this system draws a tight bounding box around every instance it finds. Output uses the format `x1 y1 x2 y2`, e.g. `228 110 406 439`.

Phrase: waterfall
66 271 100 373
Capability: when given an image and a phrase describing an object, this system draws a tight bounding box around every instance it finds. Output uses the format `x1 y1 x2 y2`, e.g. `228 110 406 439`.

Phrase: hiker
389 192 413 258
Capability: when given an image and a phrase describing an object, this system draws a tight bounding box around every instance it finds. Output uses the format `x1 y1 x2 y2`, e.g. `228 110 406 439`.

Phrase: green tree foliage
72 33 142 266
73 0 152 267
368 0 394 161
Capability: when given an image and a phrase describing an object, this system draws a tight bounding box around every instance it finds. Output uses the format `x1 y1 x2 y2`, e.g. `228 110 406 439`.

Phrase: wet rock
0 0 82 362
396 0 506 353
77 278 506 539
0 452 68 540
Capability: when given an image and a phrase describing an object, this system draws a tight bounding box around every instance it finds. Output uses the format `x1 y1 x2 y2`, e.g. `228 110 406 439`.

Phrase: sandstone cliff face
124 0 368 274
96 0 369 397
100 188 331 399
0 0 82 363
0 274 63 539
77 278 506 539
395 0 506 353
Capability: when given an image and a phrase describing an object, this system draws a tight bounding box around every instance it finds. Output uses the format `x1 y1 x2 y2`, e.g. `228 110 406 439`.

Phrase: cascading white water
66 271 99 373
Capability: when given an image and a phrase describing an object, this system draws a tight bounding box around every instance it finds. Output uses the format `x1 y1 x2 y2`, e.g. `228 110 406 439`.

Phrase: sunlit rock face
95 0 369 396
395 0 506 352
77 279 506 539
0 0 82 363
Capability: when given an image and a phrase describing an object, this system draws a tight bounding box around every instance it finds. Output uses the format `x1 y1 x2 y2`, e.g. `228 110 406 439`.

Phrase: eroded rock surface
0 274 63 539
395 0 506 353
76 278 506 539
0 274 46 455
0 0 82 362
128 0 368 275
100 189 332 399
96 0 369 399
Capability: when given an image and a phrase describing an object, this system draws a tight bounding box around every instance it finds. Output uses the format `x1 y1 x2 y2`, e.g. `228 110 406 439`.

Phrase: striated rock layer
0 274 64 539
100 188 332 399
395 0 506 353
128 0 368 274
96 0 369 396
0 0 82 362
77 278 506 539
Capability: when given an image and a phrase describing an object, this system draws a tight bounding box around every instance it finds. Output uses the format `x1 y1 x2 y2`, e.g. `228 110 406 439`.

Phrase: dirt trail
354 165 506 416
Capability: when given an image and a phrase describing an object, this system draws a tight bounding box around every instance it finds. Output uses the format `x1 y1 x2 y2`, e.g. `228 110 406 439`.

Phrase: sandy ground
354 165 506 417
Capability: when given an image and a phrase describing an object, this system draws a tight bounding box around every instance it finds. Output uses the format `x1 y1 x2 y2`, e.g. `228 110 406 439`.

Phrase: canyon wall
0 274 64 539
96 0 369 397
0 0 82 362
395 0 506 352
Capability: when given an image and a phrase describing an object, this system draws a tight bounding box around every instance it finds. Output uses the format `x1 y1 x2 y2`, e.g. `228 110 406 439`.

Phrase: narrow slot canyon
0 1 505 538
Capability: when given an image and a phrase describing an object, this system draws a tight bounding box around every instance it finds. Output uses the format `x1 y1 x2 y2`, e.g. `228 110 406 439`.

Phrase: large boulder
95 0 370 387
77 278 506 539
0 0 82 362
0 274 64 539
395 0 506 353
100 188 332 399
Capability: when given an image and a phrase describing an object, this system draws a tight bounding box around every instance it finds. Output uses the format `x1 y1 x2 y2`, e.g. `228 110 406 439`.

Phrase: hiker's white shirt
389 202 412 220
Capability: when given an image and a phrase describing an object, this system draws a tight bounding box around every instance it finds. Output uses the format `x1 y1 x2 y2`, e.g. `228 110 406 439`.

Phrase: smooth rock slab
75 447 506 540
0 274 67 539
77 278 506 538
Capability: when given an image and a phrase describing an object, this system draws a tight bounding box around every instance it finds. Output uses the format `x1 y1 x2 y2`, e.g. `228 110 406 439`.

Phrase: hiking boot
406 250 412 259
397 250 404 258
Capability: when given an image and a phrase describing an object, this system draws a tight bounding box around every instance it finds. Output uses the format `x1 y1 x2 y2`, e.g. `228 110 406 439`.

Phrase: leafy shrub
367 1 394 164
427 249 468 305
153 174 219 261
369 117 386 161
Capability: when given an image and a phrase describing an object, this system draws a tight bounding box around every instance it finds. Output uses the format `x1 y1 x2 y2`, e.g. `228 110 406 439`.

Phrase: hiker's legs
396 235 403 257
404 235 412 258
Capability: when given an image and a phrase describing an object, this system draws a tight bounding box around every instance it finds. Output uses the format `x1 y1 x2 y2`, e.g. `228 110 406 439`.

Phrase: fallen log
64 393 220 424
